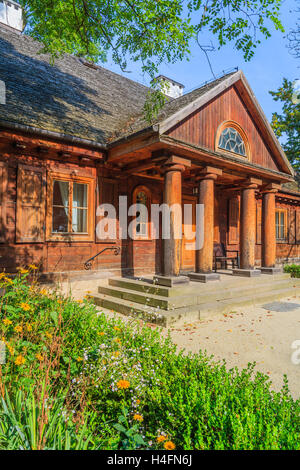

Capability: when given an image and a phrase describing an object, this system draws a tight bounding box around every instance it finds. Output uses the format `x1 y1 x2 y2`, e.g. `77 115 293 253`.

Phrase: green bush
0 270 299 450
284 264 300 278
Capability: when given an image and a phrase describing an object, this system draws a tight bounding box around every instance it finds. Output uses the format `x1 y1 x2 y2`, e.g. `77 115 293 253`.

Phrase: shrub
0 271 299 450
284 264 300 278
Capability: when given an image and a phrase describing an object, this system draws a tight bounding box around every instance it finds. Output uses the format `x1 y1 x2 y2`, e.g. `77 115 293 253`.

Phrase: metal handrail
84 246 121 270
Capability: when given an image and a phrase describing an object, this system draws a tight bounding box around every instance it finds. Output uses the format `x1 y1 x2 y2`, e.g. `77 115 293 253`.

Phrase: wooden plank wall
167 85 280 172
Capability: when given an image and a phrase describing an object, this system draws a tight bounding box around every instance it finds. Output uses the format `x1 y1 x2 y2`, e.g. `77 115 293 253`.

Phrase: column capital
162 155 191 173
241 177 262 190
196 166 222 181
261 183 281 194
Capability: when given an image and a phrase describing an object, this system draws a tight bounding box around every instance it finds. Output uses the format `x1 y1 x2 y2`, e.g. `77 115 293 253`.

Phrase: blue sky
106 0 299 123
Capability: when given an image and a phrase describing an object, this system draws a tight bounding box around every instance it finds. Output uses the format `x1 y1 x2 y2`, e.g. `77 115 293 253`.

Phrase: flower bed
0 270 299 450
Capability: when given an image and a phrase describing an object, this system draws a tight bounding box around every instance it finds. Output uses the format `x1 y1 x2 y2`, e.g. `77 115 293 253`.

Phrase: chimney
0 0 23 32
155 75 184 99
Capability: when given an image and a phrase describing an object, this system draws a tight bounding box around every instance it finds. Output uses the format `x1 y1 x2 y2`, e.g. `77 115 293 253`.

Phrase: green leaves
270 78 300 171
19 0 284 77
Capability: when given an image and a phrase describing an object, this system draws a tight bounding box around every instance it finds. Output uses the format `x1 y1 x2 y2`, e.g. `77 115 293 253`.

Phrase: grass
0 268 299 450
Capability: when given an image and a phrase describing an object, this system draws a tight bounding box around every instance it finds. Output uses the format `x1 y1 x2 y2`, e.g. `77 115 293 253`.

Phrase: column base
260 267 282 275
188 272 220 283
153 275 190 287
232 268 261 277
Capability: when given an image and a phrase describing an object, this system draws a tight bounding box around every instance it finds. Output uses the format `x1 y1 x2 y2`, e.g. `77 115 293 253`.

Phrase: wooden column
162 156 190 277
240 181 260 270
261 184 281 273
196 167 222 274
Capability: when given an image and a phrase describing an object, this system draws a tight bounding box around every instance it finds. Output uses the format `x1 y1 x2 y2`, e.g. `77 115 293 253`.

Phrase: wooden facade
0 28 299 279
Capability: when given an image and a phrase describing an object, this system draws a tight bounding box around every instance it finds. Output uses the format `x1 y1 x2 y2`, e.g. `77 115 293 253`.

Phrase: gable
166 85 281 173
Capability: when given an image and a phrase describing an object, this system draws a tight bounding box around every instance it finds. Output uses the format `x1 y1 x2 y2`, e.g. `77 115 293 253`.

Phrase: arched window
132 186 151 239
216 122 249 158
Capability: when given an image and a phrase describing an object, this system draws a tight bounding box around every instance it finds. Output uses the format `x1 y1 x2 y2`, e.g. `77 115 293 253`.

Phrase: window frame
46 171 95 242
215 120 250 160
132 185 152 241
275 208 287 243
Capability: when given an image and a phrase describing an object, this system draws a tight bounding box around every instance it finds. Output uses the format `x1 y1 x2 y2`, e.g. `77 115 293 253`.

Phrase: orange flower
26 324 33 332
20 303 31 312
76 357 83 362
2 318 12 326
8 345 14 355
36 353 44 361
164 441 176 450
45 332 52 340
116 379 130 390
133 414 143 422
14 325 23 334
17 268 29 275
15 355 26 366
157 435 167 443
97 332 105 336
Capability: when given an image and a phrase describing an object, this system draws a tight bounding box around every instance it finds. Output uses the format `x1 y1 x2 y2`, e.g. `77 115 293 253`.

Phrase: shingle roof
0 25 151 145
116 72 236 141
0 25 239 146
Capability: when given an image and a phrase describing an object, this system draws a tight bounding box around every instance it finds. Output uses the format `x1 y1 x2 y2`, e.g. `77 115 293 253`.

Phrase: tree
270 78 300 170
20 0 284 76
288 0 299 58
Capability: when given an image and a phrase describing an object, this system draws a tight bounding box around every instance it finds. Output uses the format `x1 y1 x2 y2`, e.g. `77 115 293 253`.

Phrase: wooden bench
213 242 239 272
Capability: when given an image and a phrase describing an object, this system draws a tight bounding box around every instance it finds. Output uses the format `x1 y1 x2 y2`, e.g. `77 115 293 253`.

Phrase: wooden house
0 18 300 283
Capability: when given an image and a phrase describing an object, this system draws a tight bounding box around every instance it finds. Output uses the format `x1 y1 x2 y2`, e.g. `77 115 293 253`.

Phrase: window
132 186 151 239
216 121 249 158
47 173 95 241
276 209 287 242
218 127 246 156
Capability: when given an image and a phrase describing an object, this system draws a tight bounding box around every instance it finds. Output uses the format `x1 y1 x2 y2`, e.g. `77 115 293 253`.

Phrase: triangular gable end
158 71 293 177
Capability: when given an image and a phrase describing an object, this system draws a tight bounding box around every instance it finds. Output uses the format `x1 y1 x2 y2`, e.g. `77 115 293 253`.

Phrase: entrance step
91 274 300 327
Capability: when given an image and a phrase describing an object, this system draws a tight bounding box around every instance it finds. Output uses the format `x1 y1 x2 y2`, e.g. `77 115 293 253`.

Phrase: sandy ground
57 279 300 399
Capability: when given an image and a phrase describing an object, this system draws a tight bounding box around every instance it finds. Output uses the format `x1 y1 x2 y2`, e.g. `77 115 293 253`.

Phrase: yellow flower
114 338 121 344
4 276 12 284
57 299 62 304
76 357 83 362
133 414 143 422
116 379 130 390
86 291 91 294
8 346 14 355
157 435 167 443
112 351 120 358
97 332 105 336
136 399 141 405
20 303 31 312
40 289 48 296
36 353 44 361
28 264 38 270
15 355 26 366
164 441 176 450
0 272 6 280
113 326 121 332
77 299 83 304
45 332 52 340
17 268 29 275
26 324 33 332
2 318 12 326
14 325 23 334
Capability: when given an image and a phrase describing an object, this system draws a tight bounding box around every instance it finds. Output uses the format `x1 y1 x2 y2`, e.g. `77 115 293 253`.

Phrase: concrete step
99 277 300 309
92 283 300 327
108 273 293 297
98 284 198 310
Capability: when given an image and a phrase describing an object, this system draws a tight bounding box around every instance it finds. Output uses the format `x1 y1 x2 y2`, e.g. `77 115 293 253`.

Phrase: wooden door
181 196 196 271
